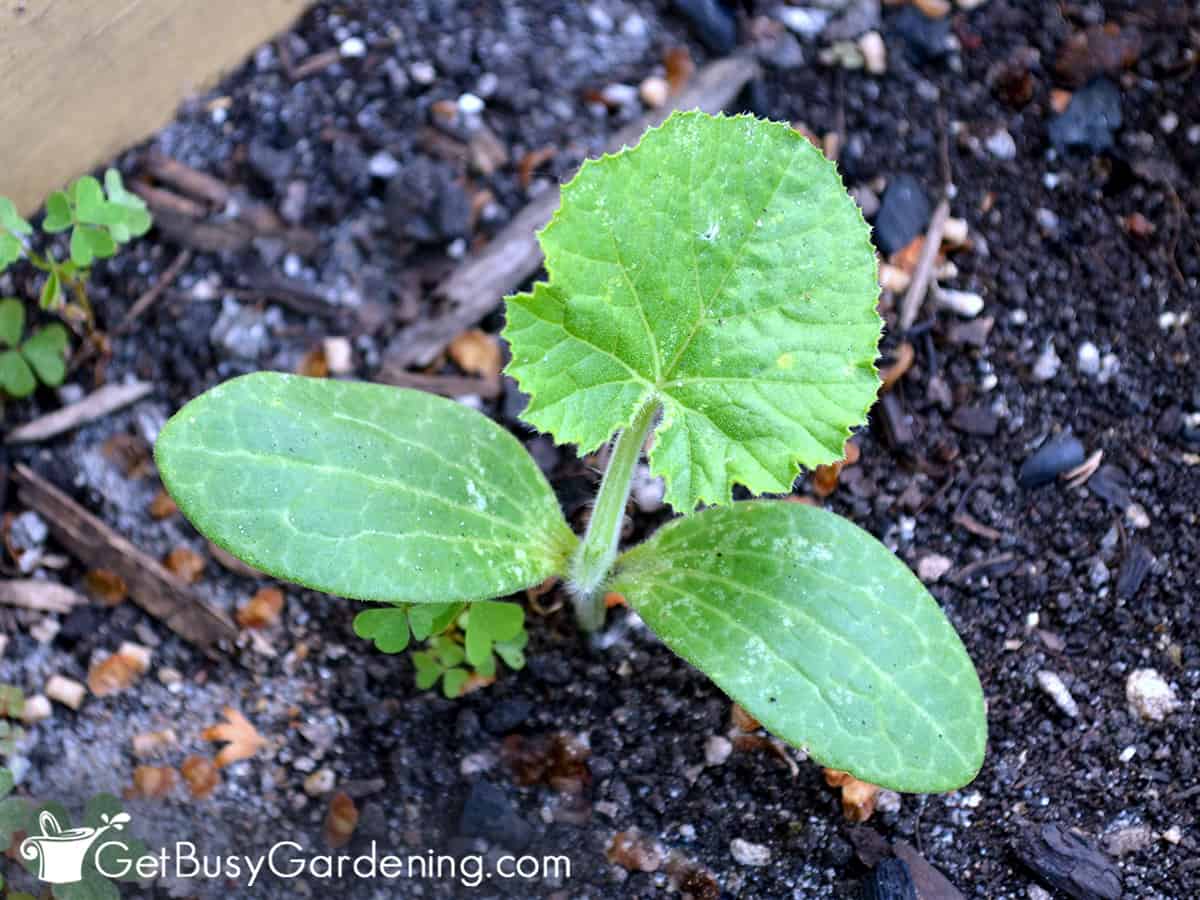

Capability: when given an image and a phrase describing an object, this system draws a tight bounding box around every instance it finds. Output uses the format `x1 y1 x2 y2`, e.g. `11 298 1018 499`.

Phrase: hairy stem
568 401 658 630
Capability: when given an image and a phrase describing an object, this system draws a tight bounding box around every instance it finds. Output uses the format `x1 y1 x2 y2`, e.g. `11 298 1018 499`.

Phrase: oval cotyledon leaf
155 373 576 603
609 501 986 792
504 111 881 514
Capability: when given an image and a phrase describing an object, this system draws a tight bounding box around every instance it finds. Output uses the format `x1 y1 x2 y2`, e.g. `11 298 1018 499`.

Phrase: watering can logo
18 808 132 884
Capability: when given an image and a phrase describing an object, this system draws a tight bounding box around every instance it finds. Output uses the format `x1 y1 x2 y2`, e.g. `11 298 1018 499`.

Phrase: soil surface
1 1 1197 898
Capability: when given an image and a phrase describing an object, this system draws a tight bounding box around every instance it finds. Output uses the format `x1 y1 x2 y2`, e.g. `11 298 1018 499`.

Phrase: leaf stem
568 400 658 630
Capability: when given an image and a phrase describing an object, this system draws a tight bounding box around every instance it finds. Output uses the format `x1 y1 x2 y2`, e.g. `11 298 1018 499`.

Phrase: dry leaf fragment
237 586 285 629
518 146 557 189
811 440 861 498
165 546 205 583
448 328 502 378
879 342 916 393
128 765 178 799
824 768 881 822
297 346 329 378
730 703 760 732
148 489 179 520
203 707 268 767
664 46 695 94
181 755 222 799
87 652 144 700
324 792 359 848
84 569 128 606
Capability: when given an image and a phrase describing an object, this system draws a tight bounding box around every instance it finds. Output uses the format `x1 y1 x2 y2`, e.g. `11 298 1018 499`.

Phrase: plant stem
568 400 658 630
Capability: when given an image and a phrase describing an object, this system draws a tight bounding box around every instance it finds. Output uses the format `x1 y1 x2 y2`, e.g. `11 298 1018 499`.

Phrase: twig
5 381 152 444
115 249 193 335
13 465 238 656
383 54 763 370
0 580 86 614
375 367 502 399
898 198 950 332
143 148 230 207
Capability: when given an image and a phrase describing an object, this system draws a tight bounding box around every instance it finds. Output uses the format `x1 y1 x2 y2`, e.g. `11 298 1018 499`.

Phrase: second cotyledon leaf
504 111 881 514
154 373 576 604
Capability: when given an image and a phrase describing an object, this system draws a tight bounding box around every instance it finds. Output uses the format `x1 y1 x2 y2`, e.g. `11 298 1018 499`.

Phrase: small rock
874 174 931 256
1032 344 1061 382
890 5 953 63
778 6 831 39
1077 341 1100 376
704 735 732 766
457 92 484 116
458 780 533 851
730 837 771 867
367 151 400 179
1116 544 1153 600
985 129 1017 160
45 674 86 710
247 139 294 183
385 158 472 243
917 554 953 583
210 298 272 360
1035 207 1060 234
859 31 887 74
825 0 882 42
339 37 366 58
304 768 336 796
936 288 985 318
322 337 354 375
21 694 52 723
1087 558 1109 589
851 185 880 218
10 511 48 553
672 0 738 55
1048 77 1122 154
1019 435 1085 488
950 405 998 436
409 61 436 85
484 698 532 734
1102 824 1154 858
608 829 664 872
631 465 666 513
1036 670 1079 719
1125 669 1180 722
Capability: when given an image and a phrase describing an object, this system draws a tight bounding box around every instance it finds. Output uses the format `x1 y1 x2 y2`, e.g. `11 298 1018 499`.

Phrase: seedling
0 170 152 328
0 299 68 398
156 113 986 792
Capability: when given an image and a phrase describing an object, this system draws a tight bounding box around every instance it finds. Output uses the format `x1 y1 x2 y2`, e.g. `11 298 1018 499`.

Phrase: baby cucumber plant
155 112 986 792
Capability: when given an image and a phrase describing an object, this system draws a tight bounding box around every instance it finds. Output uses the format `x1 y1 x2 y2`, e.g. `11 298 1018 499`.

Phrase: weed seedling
156 112 986 792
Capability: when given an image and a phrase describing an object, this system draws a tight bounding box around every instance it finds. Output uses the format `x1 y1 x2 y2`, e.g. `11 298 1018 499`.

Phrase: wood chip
6 381 152 444
0 579 86 613
148 489 179 520
374 367 501 400
203 707 268 767
88 645 150 697
447 328 503 378
824 768 881 822
115 249 193 335
180 755 221 799
84 569 128 605
899 197 950 330
129 765 178 799
132 728 178 758
14 465 238 655
164 546 206 583
237 586 285 629
323 792 359 848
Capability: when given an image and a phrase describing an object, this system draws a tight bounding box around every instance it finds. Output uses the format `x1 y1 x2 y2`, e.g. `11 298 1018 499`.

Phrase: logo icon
19 809 131 884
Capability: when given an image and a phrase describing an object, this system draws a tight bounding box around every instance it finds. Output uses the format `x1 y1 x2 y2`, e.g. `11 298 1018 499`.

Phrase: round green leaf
0 349 36 397
155 373 577 604
353 607 411 653
504 111 881 513
72 176 106 225
0 233 23 270
20 324 69 386
69 226 95 266
610 501 986 793
0 299 24 347
43 191 73 233
441 668 470 698
0 197 32 236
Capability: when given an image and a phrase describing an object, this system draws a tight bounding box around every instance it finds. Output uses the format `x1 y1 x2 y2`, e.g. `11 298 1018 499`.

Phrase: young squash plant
155 112 986 793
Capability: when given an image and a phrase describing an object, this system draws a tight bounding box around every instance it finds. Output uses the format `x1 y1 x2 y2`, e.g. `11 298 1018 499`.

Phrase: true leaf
0 197 32 236
72 176 106 225
0 233 22 271
43 191 73 233
609 501 986 792
409 602 463 640
412 652 442 690
464 600 524 668
155 373 577 604
441 668 470 698
21 324 69 386
0 350 36 397
0 299 23 347
432 635 465 669
86 226 117 259
504 111 881 513
353 607 411 653
69 226 95 266
494 630 529 671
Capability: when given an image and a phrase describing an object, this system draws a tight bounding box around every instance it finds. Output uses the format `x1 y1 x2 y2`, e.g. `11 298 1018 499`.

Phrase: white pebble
936 288 985 318
859 31 887 75
1077 341 1100 376
303 768 336 796
1126 669 1181 722
1159 112 1179 134
45 675 86 711
1035 207 1059 232
1032 343 1061 382
322 337 354 375
638 76 669 109
985 129 1016 160
1036 670 1079 718
917 554 953 583
730 838 771 867
457 92 485 115
367 151 400 178
21 694 52 724
777 7 831 39
409 61 436 85
339 37 367 58
704 735 733 766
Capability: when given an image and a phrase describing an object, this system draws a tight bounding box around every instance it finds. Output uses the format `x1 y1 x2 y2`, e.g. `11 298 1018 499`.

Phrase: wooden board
0 0 308 215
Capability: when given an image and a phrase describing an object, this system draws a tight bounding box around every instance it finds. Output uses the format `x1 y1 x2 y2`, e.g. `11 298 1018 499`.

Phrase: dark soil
1 1 1197 898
